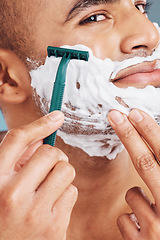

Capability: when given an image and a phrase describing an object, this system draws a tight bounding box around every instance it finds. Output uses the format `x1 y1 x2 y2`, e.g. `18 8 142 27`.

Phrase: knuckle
39 145 68 162
122 126 135 140
35 117 49 130
56 161 76 179
0 188 18 213
59 162 76 179
36 145 56 163
53 147 68 162
143 123 156 136
6 127 27 142
136 153 156 172
38 144 55 156
67 185 78 201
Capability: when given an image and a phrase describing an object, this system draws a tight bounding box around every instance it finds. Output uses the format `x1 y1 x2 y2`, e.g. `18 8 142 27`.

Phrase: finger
0 111 64 172
44 185 77 240
37 161 76 207
108 110 160 203
52 185 78 229
129 109 160 163
125 187 156 228
14 140 43 172
117 213 140 239
11 145 68 194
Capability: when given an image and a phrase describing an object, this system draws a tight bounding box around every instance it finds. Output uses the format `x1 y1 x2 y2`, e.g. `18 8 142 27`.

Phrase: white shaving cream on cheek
30 23 160 160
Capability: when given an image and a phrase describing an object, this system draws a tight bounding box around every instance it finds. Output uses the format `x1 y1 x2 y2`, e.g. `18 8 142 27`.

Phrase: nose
120 10 159 56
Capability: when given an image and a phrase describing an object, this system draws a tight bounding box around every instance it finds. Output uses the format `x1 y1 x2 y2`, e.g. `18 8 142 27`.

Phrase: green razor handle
44 46 89 146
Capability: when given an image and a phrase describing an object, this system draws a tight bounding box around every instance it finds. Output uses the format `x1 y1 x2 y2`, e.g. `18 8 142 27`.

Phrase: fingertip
129 109 144 123
108 110 125 126
47 111 64 122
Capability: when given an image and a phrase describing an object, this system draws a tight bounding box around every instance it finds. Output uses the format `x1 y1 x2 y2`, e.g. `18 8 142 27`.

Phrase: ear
0 49 32 104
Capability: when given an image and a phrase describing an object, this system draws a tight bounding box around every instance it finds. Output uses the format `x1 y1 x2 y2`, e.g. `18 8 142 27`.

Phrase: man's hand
0 111 77 240
108 109 160 240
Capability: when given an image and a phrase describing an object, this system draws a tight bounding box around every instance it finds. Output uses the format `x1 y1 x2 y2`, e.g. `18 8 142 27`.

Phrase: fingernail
48 111 63 121
129 109 143 123
109 111 124 125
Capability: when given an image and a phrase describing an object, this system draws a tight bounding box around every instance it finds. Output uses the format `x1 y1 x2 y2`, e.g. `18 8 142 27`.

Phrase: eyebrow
66 0 119 21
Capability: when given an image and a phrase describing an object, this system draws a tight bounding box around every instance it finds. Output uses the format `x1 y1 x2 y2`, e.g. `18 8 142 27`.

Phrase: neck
56 137 147 240
1 96 43 129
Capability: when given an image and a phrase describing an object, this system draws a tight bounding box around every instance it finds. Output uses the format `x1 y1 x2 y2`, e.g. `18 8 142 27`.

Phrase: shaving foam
30 23 160 160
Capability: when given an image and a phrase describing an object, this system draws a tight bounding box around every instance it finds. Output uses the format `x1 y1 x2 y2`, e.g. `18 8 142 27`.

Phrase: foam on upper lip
110 22 160 80
110 50 160 81
111 59 160 82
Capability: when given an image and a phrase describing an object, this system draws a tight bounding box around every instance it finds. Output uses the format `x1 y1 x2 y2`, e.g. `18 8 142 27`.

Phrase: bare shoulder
0 131 7 143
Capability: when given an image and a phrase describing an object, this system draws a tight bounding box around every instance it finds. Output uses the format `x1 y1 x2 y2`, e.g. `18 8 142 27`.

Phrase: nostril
132 45 147 49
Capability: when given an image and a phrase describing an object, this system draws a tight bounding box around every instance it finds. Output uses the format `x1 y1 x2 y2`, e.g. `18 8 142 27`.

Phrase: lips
111 60 160 88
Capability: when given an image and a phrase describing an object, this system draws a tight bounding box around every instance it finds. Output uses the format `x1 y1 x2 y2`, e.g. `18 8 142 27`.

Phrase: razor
43 46 89 146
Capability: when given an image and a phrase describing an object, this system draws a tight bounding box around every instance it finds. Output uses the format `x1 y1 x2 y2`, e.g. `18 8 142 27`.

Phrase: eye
80 14 108 25
135 1 152 15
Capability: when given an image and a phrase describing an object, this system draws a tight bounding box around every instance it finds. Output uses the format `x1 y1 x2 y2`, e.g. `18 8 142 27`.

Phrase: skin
0 0 160 239
108 109 160 239
0 111 77 240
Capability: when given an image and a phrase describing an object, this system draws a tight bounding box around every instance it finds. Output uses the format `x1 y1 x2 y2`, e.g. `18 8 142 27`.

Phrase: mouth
111 60 160 88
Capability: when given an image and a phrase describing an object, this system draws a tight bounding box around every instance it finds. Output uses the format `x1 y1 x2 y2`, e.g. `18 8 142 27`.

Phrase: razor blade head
47 46 89 61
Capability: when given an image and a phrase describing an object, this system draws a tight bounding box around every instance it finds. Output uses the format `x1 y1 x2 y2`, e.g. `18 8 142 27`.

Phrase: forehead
38 0 121 24
43 0 120 14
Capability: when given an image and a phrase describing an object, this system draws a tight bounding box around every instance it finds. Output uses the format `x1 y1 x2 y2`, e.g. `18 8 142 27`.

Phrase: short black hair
0 0 44 63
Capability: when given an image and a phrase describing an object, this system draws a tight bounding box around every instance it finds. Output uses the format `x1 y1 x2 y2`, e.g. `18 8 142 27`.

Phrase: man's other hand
108 109 160 240
0 111 77 240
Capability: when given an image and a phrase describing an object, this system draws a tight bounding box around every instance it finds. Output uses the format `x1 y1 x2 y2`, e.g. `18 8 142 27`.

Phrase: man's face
33 0 159 62
29 0 160 159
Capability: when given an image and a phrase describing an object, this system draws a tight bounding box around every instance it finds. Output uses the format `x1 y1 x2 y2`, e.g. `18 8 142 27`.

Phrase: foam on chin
30 23 160 160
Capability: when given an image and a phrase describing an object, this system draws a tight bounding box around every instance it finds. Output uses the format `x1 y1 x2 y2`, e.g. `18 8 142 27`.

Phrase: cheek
89 36 120 60
34 22 121 61
60 28 121 60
